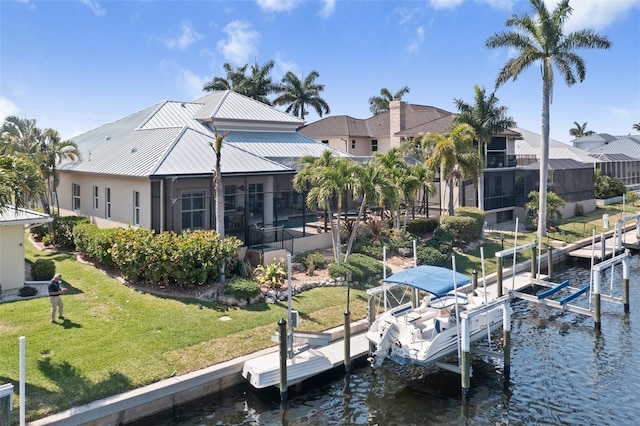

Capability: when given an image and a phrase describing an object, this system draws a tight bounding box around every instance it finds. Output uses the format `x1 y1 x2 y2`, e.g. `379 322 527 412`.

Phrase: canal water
130 258 640 425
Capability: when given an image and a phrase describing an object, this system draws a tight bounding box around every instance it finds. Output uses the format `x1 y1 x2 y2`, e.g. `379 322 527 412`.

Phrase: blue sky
1 0 639 144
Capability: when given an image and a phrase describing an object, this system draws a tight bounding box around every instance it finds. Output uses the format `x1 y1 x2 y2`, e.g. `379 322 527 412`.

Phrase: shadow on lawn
37 358 132 409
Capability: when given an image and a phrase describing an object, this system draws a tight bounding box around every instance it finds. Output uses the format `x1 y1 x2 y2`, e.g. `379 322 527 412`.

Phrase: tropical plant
1 116 41 156
420 124 482 216
40 129 80 214
525 190 566 230
633 123 640 132
453 85 515 210
254 258 288 289
273 70 330 119
368 86 410 115
203 60 279 105
0 154 45 210
208 127 229 281
486 0 611 238
569 121 595 138
594 169 626 199
203 62 249 93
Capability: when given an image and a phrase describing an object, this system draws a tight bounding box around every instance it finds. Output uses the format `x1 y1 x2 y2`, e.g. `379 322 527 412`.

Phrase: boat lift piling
278 318 288 401
495 240 538 297
592 250 632 329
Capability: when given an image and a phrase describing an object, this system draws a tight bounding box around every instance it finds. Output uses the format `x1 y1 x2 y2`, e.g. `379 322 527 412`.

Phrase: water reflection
130 261 640 425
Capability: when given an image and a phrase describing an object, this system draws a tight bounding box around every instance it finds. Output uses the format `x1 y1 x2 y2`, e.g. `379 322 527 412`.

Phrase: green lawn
1 239 368 423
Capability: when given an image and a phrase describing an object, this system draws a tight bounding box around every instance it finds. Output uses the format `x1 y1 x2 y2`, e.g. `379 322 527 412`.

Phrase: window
224 185 237 211
105 188 111 219
371 139 378 152
351 140 356 149
321 139 329 144
181 191 205 230
72 184 81 211
248 183 263 214
133 191 140 226
93 186 99 210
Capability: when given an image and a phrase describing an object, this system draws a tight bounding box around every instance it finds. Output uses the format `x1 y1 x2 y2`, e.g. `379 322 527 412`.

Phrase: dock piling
547 245 553 281
496 257 503 298
460 316 471 401
503 303 511 380
278 318 288 401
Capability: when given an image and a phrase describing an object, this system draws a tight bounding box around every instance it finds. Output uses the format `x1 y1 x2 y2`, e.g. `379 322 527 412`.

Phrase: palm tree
369 148 408 229
486 0 611 238
293 151 356 263
40 129 80 214
243 60 280 105
1 116 41 156
0 154 45 210
453 85 516 211
273 71 330 119
421 124 482 216
208 127 229 282
569 121 595 138
368 86 410 115
203 62 249 93
632 123 640 132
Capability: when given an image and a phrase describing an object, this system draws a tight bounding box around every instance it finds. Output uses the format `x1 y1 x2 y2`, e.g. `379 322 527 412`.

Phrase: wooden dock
568 228 640 261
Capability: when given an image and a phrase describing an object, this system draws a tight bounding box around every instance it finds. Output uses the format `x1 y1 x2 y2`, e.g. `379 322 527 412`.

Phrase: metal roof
0 206 53 226
522 158 592 170
514 127 599 163
589 153 637 162
587 136 640 159
224 130 348 159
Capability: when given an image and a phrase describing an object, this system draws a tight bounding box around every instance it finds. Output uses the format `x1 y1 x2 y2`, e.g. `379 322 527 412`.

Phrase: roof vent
131 147 137 153
105 135 111 141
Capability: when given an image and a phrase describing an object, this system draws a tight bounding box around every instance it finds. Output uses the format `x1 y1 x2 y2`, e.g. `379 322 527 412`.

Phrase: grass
0 238 368 423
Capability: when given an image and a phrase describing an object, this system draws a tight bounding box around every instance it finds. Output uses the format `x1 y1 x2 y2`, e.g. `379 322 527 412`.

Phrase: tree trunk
538 63 551 239
344 194 368 263
477 143 485 211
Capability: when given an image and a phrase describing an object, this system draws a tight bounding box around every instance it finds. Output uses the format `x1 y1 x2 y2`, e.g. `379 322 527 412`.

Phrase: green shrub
429 227 454 254
31 259 55 281
294 251 327 275
351 240 384 260
416 245 449 266
406 217 439 235
254 258 288 289
52 215 91 249
328 253 388 282
223 278 261 299
439 215 477 246
19 286 38 297
454 207 485 237
73 223 118 267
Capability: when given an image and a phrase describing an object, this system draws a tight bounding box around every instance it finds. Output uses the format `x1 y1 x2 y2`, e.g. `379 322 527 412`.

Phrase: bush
406 217 439 236
328 253 388 282
416 245 449 266
595 169 626 199
454 207 485 237
19 286 38 297
294 251 327 275
254 258 287 289
31 259 55 281
52 216 91 250
223 278 261 299
73 223 119 267
439 215 478 246
351 240 384 260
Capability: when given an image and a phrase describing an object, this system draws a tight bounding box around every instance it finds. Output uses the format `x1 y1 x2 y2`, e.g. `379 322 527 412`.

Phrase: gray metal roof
0 206 53 226
589 153 637 162
587 136 640 159
64 95 343 178
522 158 592 170
514 127 599 163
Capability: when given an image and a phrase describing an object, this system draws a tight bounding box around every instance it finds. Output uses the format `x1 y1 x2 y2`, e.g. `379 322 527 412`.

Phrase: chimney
389 100 405 149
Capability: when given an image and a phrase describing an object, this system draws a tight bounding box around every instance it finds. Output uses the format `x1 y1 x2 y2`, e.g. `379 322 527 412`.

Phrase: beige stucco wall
0 225 25 290
58 172 152 229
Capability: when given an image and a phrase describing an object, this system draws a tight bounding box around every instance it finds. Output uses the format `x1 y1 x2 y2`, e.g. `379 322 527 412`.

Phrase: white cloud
217 20 260 65
81 0 106 16
481 0 515 10
274 52 298 78
176 69 208 100
0 96 20 119
407 26 425 53
559 0 639 32
319 0 336 18
428 0 464 10
164 21 203 50
255 0 301 13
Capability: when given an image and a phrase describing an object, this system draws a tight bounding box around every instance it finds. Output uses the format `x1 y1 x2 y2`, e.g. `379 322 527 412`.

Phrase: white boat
366 264 504 368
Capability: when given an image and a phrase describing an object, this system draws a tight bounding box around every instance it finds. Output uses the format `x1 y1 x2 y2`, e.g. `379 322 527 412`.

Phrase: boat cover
383 265 471 297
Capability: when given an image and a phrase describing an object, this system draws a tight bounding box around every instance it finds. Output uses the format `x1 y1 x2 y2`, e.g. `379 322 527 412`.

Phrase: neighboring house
57 91 346 251
0 206 52 290
571 133 640 152
577 134 640 191
300 100 523 224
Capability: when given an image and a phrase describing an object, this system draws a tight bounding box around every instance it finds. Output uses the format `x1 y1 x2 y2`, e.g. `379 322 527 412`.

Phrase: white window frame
93 186 99 210
105 187 111 219
133 191 140 226
181 191 206 230
72 184 81 211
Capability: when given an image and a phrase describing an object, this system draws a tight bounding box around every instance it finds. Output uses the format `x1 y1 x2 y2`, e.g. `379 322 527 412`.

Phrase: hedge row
328 253 390 282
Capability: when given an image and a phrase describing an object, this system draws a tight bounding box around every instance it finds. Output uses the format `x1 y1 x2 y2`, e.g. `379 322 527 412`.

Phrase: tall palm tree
273 71 330 119
453 85 515 211
208 127 229 282
486 0 611 237
203 63 248 93
634 123 640 132
421 124 482 216
243 60 280 105
40 129 80 214
368 86 410 115
569 121 595 138
369 148 408 229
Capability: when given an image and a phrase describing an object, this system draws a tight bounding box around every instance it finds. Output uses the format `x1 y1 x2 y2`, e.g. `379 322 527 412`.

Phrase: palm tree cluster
293 150 434 264
368 86 410 115
0 116 79 213
203 60 330 120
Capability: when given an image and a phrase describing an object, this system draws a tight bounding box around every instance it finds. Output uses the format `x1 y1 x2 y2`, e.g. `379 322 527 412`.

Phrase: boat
366 264 505 368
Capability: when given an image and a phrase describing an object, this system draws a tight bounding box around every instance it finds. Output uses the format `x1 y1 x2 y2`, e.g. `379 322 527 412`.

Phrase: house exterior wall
57 171 151 229
0 225 25 290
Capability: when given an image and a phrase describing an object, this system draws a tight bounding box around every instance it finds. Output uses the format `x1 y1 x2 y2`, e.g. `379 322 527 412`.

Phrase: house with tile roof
299 100 524 224
56 91 345 250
